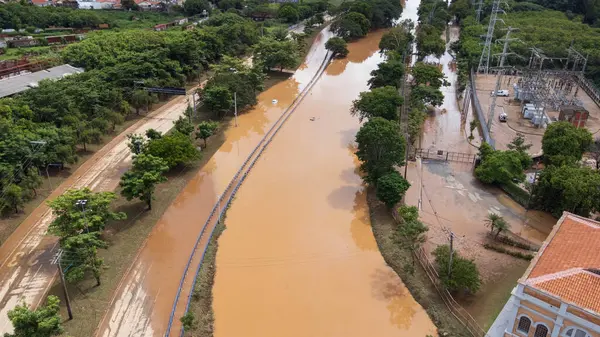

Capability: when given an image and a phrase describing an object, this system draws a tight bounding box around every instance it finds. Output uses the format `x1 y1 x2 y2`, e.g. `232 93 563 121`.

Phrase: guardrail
470 68 495 148
165 50 333 337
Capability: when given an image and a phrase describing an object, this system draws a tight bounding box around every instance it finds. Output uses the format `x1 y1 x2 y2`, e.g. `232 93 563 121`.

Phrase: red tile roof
522 213 600 315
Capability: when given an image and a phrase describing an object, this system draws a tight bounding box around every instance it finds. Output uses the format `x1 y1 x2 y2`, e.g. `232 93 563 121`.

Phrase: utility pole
448 232 454 278
477 0 505 74
54 250 73 320
234 92 238 127
400 49 410 179
486 27 519 132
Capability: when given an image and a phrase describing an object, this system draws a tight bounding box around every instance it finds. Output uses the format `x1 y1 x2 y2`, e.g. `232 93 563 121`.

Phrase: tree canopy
5 295 63 337
120 154 169 210
355 117 406 183
351 86 403 122
542 121 592 166
376 171 411 208
253 37 300 71
145 132 201 168
333 12 371 40
325 37 349 58
474 143 526 185
368 59 405 89
433 244 481 294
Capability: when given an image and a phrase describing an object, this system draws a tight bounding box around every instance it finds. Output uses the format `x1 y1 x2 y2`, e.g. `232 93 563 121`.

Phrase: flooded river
212 31 436 337
96 28 333 337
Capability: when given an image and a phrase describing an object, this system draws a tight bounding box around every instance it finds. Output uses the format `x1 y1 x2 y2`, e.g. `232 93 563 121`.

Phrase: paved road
0 88 200 335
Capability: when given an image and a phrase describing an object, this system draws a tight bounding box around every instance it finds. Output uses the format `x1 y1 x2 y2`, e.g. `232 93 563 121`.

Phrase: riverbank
368 188 471 337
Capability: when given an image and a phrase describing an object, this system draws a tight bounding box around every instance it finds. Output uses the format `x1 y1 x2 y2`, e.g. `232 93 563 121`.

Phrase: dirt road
94 28 333 337
0 89 198 334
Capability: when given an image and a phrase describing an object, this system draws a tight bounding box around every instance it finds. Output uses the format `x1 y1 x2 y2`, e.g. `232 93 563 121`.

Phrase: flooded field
95 28 333 337
212 31 436 337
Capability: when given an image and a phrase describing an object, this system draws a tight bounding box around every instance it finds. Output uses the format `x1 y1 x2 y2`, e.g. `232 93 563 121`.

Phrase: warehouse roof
0 64 84 98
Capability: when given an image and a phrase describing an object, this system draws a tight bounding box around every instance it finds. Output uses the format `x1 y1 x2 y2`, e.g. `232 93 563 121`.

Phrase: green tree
196 120 220 147
120 154 169 210
146 132 201 168
411 62 448 88
379 21 413 54
180 312 197 332
5 295 63 337
368 59 405 89
325 37 349 58
469 119 477 140
433 244 481 294
416 25 446 58
397 205 419 223
507 133 533 169
351 86 403 122
173 116 195 137
410 84 444 107
121 0 138 10
20 167 43 198
474 148 525 185
3 184 24 214
127 134 147 156
333 12 371 40
253 37 300 71
184 0 209 15
485 213 511 239
130 90 155 115
60 231 107 286
278 5 299 23
542 121 593 166
532 164 600 217
376 171 411 208
271 27 289 42
47 188 125 239
355 117 406 183
397 218 428 268
146 128 162 140
203 86 233 117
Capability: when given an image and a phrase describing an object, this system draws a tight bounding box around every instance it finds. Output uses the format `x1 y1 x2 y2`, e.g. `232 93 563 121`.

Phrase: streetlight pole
54 250 73 320
75 199 89 233
234 92 238 127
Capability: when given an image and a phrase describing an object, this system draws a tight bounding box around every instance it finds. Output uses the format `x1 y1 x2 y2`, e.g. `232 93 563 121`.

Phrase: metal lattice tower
486 27 518 131
477 0 505 74
475 0 484 23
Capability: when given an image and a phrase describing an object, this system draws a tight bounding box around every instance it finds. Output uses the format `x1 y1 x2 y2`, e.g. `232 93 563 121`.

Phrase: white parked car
490 90 509 97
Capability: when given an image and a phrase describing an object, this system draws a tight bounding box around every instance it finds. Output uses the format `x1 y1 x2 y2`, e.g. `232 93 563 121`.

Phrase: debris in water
310 117 315 121
272 99 278 104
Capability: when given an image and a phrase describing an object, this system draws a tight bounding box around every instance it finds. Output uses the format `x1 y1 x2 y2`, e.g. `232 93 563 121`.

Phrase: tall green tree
278 5 299 23
5 295 63 337
325 37 349 58
379 21 413 54
127 134 147 156
542 121 592 166
333 12 371 40
474 144 526 185
368 59 405 89
376 171 411 208
507 133 533 169
433 244 481 294
203 86 233 117
3 184 24 214
355 117 406 183
253 37 300 71
120 154 169 210
145 132 201 168
60 231 107 286
351 86 403 122
47 188 126 239
196 120 220 147
411 62 448 88
173 116 195 137
410 84 444 107
184 0 209 15
397 217 428 268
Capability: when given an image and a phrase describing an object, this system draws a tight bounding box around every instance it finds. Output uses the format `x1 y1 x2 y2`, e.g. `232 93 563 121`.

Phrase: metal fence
414 247 488 337
470 68 495 148
165 50 334 337
414 148 477 164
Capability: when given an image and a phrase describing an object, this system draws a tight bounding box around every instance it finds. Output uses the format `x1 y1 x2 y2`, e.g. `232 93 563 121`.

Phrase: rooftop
521 212 600 315
0 64 84 98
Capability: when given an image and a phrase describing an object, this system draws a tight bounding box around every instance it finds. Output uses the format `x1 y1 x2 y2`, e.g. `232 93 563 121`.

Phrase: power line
477 0 507 74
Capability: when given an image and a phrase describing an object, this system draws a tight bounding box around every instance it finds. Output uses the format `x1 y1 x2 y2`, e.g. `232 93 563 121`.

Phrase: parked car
491 90 509 97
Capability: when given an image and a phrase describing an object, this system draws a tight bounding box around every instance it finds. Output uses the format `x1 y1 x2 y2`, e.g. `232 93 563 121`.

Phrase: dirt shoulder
367 188 471 337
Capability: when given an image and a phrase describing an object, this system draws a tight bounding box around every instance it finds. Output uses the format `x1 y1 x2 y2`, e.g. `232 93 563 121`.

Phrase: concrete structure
0 64 84 98
488 212 600 337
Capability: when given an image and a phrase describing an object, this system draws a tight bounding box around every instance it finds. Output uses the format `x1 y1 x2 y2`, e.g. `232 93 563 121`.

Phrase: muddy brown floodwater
212 31 436 337
95 28 333 337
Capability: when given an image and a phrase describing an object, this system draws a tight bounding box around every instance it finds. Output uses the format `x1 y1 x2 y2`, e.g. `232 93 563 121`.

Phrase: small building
0 64 84 98
8 37 38 48
488 212 600 337
559 105 589 128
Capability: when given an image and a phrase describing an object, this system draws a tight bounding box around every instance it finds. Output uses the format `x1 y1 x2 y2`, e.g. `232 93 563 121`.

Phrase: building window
517 316 531 334
534 324 549 337
565 328 590 337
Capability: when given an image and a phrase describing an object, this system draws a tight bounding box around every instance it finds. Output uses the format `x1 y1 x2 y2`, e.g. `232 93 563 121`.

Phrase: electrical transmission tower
475 0 484 23
486 27 519 132
477 0 506 74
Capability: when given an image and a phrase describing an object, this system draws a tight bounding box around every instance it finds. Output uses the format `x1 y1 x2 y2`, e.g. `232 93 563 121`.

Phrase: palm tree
493 217 510 239
485 213 511 239
485 213 501 234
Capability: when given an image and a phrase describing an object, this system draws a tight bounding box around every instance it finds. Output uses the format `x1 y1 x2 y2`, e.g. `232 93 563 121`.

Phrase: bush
483 244 534 261
499 181 530 208
376 171 410 208
325 37 349 58
433 244 481 294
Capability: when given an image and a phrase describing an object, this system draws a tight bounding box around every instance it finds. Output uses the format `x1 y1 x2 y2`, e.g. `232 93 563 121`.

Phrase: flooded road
95 28 333 337
212 31 436 337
